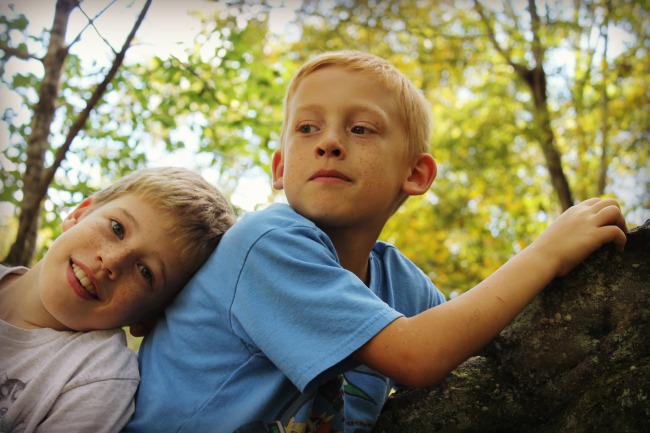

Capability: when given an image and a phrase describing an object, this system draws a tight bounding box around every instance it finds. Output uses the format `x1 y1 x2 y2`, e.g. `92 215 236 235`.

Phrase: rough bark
375 220 650 433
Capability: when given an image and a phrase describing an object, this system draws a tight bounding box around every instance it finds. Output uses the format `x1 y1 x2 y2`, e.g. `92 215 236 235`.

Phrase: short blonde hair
279 50 432 158
91 166 235 283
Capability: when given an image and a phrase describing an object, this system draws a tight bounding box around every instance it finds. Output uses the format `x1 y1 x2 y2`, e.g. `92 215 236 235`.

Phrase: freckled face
273 66 413 234
39 194 187 331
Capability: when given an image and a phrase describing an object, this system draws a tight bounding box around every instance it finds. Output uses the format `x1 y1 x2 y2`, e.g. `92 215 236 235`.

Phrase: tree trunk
524 0 573 211
4 0 76 267
374 220 649 432
597 1 611 196
532 92 574 211
474 0 574 211
3 0 152 267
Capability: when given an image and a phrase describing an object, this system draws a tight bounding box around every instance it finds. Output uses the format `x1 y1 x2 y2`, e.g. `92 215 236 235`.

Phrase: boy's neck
0 264 54 330
0 271 32 328
324 228 378 286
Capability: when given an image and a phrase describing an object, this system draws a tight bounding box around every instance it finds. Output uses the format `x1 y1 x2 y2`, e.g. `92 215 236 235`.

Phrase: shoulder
236 203 317 232
78 329 137 362
68 329 139 380
371 241 431 285
372 241 421 270
219 203 334 257
1 327 138 389
371 241 446 309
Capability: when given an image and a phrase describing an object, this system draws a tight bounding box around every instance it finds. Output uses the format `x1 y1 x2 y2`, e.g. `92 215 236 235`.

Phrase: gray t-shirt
0 265 139 433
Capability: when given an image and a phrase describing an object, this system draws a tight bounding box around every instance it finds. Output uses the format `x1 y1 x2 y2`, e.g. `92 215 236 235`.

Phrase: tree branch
4 0 77 266
597 0 611 195
38 0 153 199
473 0 532 81
68 0 120 54
0 39 39 61
527 0 545 71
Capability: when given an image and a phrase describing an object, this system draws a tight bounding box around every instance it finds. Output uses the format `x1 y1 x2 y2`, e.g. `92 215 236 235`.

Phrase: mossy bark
375 221 649 433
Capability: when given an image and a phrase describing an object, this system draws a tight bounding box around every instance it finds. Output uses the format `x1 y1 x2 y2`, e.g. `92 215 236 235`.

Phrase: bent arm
354 198 628 387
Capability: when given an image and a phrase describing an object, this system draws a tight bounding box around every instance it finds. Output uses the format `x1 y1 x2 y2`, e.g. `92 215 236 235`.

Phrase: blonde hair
279 50 432 158
91 166 235 283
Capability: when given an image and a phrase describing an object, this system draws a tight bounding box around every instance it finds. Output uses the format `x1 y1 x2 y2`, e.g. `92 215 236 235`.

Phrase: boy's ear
128 318 157 338
271 151 285 190
402 153 437 196
62 197 95 232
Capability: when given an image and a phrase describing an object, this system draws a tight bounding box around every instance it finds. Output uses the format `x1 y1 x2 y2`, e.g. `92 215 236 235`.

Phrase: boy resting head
0 166 235 433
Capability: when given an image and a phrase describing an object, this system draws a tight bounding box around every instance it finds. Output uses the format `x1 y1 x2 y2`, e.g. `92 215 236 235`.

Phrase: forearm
415 245 558 369
357 245 556 387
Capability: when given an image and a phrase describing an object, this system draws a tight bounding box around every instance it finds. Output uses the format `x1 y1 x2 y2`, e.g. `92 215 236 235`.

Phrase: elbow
354 316 462 388
400 371 448 389
392 351 453 388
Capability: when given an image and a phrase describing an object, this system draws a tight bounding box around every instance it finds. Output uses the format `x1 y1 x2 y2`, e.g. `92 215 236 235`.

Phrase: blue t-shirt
123 204 445 433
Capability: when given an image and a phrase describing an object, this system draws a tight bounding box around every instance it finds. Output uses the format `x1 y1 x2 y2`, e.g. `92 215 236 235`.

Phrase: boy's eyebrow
294 102 388 118
118 207 139 229
292 103 321 114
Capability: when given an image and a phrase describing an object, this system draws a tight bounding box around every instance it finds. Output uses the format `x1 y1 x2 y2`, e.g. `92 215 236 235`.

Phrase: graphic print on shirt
0 372 27 431
341 374 375 405
263 367 390 433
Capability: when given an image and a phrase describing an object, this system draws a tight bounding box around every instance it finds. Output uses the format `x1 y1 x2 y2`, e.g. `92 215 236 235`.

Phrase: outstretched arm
354 198 628 387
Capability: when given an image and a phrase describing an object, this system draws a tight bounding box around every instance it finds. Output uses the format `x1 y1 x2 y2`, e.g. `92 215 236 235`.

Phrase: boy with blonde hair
125 51 627 433
0 166 235 433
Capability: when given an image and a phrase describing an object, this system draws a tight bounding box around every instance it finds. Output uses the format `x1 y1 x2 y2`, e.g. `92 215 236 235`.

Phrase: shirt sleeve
230 225 402 392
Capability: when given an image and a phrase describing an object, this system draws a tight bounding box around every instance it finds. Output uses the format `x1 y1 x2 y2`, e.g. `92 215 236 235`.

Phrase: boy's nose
96 248 131 280
315 132 345 158
95 255 116 280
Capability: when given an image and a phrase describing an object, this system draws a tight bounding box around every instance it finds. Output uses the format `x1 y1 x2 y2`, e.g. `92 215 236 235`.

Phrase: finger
580 197 602 206
591 197 621 211
599 225 628 252
593 202 628 252
594 202 628 231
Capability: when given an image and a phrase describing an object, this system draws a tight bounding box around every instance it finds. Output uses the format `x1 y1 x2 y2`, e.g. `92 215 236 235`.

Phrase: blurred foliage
282 0 650 294
1 0 648 295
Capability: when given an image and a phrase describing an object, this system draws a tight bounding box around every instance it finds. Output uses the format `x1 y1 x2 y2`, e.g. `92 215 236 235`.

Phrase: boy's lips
309 170 351 183
69 260 100 300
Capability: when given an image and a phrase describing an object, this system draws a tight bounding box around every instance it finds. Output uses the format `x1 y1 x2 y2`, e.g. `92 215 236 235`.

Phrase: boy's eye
298 124 317 134
111 220 125 239
351 125 371 135
138 263 153 284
